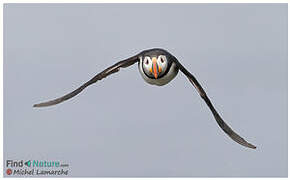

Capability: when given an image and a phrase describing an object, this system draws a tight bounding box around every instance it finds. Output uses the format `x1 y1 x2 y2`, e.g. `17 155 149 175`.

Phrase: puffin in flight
34 48 256 149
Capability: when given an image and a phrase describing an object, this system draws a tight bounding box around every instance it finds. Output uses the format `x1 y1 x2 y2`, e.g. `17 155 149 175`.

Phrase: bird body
34 48 256 149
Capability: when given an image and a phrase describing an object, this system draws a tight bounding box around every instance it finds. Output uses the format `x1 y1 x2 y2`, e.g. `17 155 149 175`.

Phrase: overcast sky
4 3 287 177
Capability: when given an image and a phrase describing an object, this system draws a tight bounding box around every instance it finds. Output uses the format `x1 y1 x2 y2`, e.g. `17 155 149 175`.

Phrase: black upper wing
33 54 139 107
171 56 256 149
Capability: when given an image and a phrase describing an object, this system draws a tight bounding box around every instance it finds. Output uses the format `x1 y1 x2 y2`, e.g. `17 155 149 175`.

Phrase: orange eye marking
158 66 162 73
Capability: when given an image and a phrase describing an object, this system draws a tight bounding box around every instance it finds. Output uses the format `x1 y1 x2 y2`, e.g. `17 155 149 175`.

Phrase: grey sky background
4 4 287 177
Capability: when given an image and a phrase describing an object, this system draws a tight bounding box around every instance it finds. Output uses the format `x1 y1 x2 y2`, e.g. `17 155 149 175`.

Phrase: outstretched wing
171 57 256 149
33 54 139 107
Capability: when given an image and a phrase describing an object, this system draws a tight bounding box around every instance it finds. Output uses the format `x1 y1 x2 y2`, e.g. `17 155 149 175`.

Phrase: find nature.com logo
5 160 69 176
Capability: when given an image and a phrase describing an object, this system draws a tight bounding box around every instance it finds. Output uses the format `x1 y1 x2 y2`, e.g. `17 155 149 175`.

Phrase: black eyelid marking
144 57 149 65
160 55 165 63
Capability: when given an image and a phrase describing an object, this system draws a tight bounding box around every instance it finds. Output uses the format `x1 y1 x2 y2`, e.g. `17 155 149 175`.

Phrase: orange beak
152 57 158 79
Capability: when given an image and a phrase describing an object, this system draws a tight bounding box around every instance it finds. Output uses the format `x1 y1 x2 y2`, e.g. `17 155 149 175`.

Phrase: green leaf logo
24 160 31 167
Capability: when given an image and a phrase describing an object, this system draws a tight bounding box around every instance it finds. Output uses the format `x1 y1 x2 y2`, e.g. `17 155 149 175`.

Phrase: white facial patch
142 56 154 78
157 55 168 76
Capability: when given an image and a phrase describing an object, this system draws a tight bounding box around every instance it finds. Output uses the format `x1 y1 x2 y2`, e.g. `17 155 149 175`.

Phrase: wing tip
236 137 256 149
247 143 257 149
33 102 53 108
33 103 44 108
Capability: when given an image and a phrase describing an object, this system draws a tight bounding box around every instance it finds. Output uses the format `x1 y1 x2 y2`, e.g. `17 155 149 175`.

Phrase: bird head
141 55 168 79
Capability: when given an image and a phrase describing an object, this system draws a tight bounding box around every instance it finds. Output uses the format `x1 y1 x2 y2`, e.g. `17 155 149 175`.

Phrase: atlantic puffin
34 48 256 149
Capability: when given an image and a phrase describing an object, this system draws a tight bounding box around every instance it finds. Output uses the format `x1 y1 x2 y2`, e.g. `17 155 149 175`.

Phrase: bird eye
160 56 166 63
145 59 149 65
